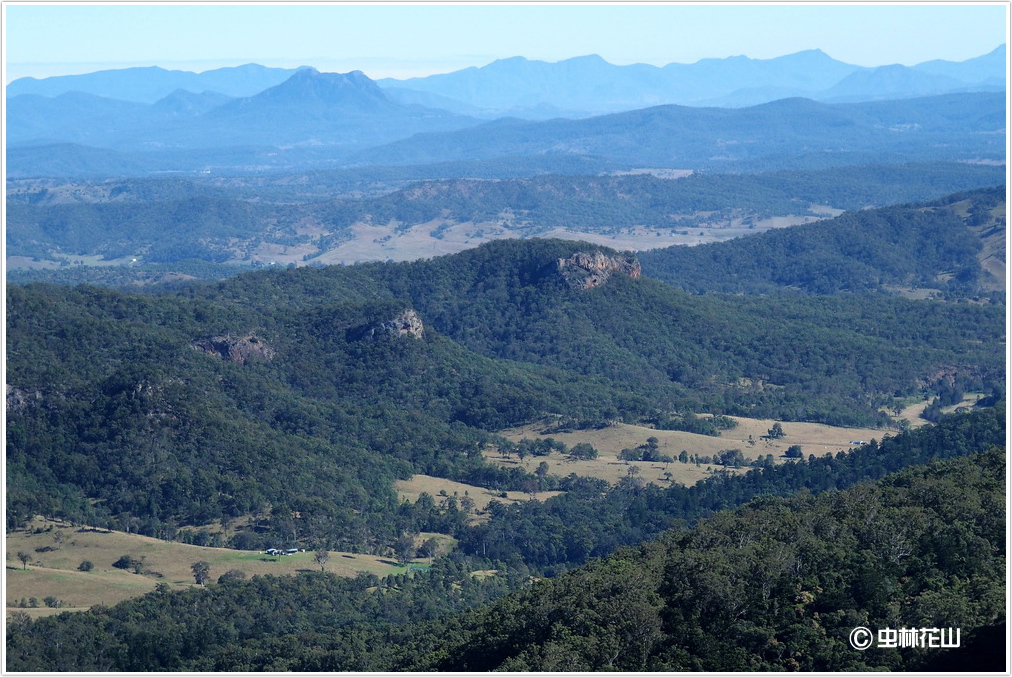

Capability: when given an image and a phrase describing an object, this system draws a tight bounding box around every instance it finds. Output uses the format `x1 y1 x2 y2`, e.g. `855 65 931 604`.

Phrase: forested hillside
423 446 1006 672
7 237 1005 551
193 237 1004 425
640 186 1006 297
7 280 652 543
7 419 1005 671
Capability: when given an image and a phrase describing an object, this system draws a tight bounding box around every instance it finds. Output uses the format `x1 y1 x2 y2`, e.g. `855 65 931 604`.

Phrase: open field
5 405 966 617
245 211 831 267
6 253 140 271
394 475 563 517
5 517 411 616
400 414 896 519
889 393 984 429
6 208 837 270
315 219 519 265
495 415 891 488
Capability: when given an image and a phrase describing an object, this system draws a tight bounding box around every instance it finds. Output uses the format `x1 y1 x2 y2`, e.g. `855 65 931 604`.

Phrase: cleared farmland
5 517 409 616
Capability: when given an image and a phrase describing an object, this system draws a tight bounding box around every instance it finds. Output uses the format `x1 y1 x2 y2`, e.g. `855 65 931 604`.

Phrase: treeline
653 412 738 435
356 162 1005 232
453 405 1006 572
6 411 1004 671
6 196 301 262
5 259 248 289
4 556 530 671
424 446 1006 671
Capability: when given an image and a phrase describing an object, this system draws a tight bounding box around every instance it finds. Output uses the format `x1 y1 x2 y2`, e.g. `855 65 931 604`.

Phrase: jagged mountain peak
262 68 386 99
220 67 400 116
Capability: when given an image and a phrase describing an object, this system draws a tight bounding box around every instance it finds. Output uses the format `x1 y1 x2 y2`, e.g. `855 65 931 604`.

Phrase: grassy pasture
299 211 824 267
5 518 408 616
6 409 963 618
398 415 895 522
394 475 563 520
888 393 984 430
495 416 891 487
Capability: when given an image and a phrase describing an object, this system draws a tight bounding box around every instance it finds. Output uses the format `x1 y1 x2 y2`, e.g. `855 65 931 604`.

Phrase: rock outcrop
363 309 425 339
6 384 40 413
556 251 641 289
192 333 275 364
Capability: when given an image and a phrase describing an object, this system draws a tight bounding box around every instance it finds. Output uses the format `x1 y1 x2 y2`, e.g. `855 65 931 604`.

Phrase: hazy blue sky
4 3 1008 83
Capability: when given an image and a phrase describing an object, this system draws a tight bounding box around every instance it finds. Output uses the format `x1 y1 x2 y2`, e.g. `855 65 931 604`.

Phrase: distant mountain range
9 46 1004 116
382 46 1004 116
350 92 1006 171
7 68 476 152
5 63 309 103
5 46 1005 177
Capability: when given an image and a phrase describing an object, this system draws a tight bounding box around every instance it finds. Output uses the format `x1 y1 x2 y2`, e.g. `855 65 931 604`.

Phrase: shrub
111 555 136 570
217 569 247 584
77 560 93 572
569 443 599 460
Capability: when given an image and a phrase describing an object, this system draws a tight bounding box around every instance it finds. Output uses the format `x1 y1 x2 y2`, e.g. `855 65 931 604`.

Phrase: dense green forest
6 185 1007 671
7 236 1004 549
192 237 1003 425
7 422 1004 671
640 186 1005 297
426 446 1006 672
7 280 647 545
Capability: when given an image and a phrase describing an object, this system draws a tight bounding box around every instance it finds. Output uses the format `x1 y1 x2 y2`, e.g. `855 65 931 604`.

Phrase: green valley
5 35 1006 670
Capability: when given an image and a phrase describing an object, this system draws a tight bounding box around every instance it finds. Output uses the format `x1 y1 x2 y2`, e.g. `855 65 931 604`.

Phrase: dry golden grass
250 209 829 267
887 393 983 430
5 518 407 613
394 475 562 520
496 416 892 488
397 415 897 515
5 410 936 617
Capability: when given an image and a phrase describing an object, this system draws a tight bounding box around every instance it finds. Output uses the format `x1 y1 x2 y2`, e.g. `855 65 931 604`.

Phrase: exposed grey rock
6 384 41 413
557 251 642 289
365 309 425 339
192 333 275 363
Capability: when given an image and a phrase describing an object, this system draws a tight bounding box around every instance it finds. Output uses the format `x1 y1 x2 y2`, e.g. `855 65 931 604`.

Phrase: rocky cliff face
556 251 642 289
192 333 276 364
363 309 425 339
